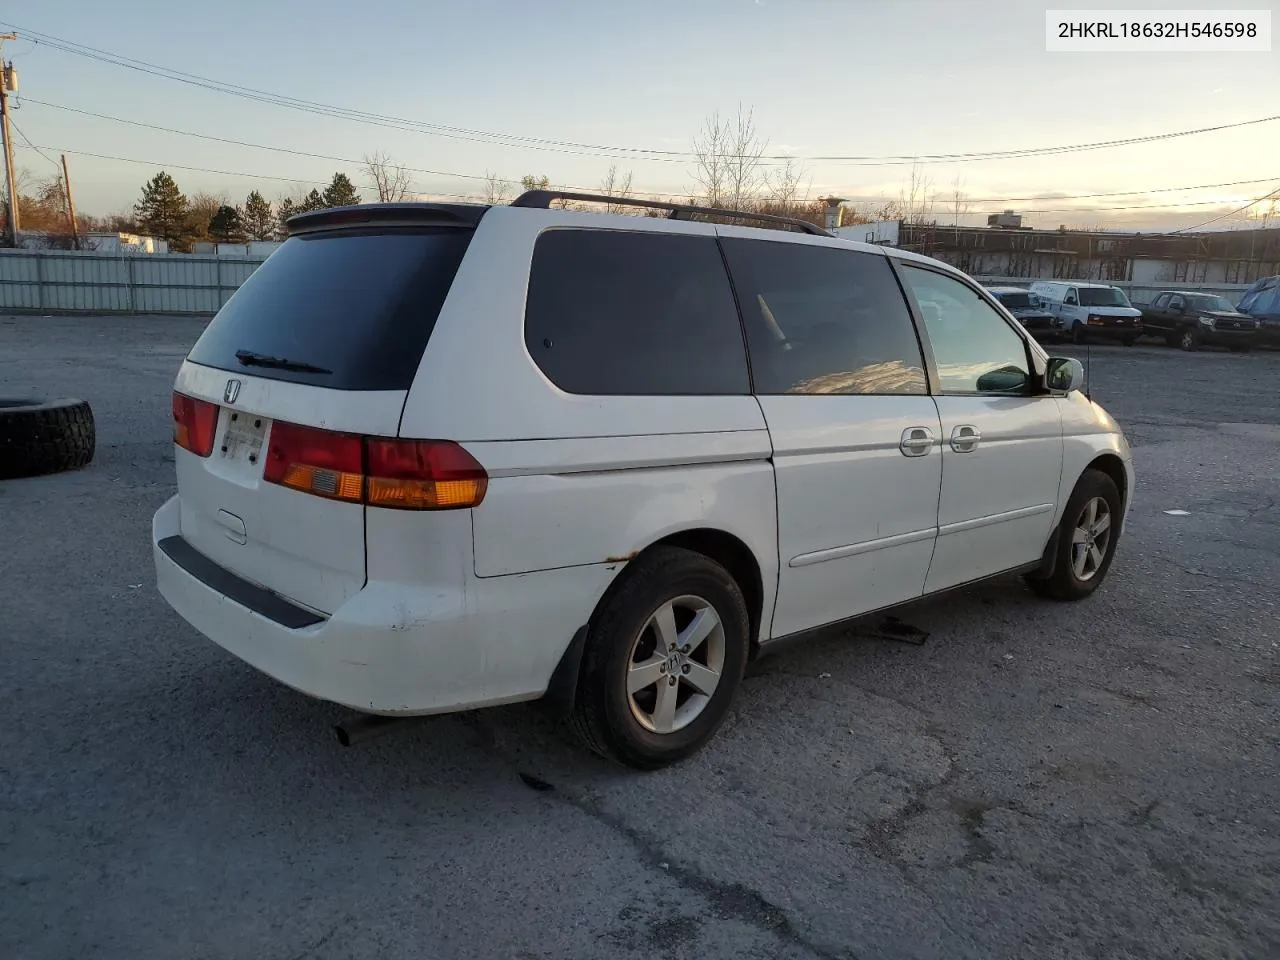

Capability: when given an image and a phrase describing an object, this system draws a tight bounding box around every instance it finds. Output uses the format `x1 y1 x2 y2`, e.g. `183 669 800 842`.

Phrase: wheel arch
543 525 768 718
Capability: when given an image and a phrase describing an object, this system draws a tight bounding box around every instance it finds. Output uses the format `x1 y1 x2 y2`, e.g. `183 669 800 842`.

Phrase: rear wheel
1179 327 1201 351
570 546 750 769
1025 469 1122 601
1229 344 1252 353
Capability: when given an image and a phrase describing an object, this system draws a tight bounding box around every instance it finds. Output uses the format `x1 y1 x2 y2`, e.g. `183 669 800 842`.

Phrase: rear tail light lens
172 392 218 457
263 421 487 510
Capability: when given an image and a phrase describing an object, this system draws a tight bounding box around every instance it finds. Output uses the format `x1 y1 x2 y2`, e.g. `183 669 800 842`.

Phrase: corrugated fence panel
0 250 271 314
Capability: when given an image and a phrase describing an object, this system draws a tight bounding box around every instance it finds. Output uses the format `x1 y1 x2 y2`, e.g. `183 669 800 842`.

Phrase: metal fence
0 249 268 314
0 249 1260 316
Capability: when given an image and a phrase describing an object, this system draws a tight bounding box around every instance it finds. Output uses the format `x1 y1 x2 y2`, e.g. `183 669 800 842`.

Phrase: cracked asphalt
2 315 1278 960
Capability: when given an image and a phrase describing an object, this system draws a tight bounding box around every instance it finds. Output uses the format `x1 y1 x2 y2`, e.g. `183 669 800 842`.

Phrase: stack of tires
0 398 97 480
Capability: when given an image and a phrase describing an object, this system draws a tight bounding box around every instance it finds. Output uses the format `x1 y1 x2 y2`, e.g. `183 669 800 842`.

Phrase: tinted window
1152 293 1169 308
900 266 1030 395
187 228 473 390
1169 295 1186 310
720 239 926 396
524 230 749 396
996 291 1032 309
1078 286 1131 307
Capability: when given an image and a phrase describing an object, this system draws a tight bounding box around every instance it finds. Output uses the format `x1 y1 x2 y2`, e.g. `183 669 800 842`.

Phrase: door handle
950 424 981 453
899 426 934 457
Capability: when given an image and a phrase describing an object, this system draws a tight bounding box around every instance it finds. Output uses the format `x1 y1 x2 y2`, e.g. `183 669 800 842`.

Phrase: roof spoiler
287 202 489 236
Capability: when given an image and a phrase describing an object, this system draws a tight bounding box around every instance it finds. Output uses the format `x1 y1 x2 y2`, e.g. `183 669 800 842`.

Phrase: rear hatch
171 207 479 614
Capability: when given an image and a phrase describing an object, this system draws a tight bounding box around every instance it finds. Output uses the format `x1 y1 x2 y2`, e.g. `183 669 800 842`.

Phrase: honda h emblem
223 379 241 404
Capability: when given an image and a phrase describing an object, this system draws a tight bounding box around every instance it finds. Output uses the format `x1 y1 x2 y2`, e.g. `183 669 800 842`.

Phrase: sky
2 0 1278 231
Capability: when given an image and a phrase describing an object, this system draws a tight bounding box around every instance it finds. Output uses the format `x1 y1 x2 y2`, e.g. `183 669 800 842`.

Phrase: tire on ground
569 545 750 769
0 398 97 480
1025 467 1122 602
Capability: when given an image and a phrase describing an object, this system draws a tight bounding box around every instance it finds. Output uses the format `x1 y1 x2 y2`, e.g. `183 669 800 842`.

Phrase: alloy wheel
626 595 726 734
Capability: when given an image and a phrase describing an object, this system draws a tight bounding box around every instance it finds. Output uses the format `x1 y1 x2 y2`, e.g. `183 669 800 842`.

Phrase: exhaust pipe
334 713 403 747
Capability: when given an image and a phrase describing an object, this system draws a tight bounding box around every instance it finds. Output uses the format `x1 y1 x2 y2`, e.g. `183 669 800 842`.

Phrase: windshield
1078 287 1131 307
996 292 1032 309
1186 294 1236 312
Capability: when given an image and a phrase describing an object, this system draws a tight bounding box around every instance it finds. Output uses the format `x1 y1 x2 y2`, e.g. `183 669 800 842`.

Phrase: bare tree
766 156 810 215
481 170 511 204
599 164 634 214
363 151 413 202
899 161 935 225
691 105 768 209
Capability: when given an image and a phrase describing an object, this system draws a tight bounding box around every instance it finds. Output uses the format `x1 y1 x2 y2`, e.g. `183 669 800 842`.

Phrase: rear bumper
152 494 610 715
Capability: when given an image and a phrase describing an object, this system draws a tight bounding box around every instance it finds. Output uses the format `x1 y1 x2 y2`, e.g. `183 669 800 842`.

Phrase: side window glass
1152 293 1169 308
524 230 749 396
900 266 1031 395
719 239 926 396
1065 289 1078 305
1169 295 1185 311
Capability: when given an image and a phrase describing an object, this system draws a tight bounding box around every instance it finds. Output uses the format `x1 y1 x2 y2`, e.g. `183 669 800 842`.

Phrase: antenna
1084 337 1093 401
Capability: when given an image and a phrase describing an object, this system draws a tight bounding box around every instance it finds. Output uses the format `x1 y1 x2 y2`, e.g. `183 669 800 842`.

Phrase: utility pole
61 153 79 249
0 33 19 247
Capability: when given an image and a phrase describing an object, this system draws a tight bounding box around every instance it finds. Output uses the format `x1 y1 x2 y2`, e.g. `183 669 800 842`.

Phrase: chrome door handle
899 426 934 457
950 424 981 453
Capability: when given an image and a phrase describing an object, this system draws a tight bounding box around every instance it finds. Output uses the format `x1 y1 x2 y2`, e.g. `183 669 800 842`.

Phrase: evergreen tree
297 189 325 213
276 196 298 238
243 190 275 240
322 172 360 208
209 204 246 243
134 171 189 244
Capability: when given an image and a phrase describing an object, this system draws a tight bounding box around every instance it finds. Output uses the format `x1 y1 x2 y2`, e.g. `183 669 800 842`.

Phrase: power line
17 97 1280 209
13 141 1273 220
9 21 1280 166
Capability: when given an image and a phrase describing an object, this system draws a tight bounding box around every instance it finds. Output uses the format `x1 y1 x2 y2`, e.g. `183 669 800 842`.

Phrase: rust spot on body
605 551 638 564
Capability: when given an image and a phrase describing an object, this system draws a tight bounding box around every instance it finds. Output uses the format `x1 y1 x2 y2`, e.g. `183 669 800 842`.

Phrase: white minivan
154 192 1134 768
1029 280 1142 345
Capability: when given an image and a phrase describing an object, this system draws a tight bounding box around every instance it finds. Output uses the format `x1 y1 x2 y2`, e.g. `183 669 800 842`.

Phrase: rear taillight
263 421 487 511
172 391 218 457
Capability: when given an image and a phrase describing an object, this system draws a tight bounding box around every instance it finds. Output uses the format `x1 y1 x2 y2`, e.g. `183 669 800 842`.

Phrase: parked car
986 286 1062 340
153 192 1134 769
1139 290 1260 351
1029 280 1142 345
1236 275 1280 348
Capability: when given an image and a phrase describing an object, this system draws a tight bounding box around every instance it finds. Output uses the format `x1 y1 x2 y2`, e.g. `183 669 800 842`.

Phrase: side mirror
1045 357 1085 394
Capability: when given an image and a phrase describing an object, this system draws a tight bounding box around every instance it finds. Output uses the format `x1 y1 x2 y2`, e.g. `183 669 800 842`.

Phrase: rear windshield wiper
234 349 333 375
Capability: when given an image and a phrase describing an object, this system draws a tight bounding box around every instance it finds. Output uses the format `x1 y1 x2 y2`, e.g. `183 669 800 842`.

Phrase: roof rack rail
509 190 833 237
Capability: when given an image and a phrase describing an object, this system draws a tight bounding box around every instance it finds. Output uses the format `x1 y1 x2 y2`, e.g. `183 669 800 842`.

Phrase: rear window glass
524 229 750 396
186 227 473 390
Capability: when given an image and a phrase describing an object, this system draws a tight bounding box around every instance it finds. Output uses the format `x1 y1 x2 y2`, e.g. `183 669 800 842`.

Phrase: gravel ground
2 314 1278 960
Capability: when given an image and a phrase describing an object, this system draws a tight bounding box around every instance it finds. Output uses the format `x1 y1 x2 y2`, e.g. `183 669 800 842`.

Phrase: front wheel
1122 335 1137 346
1072 322 1089 345
1025 468 1123 601
570 546 750 769
1179 327 1201 351
1229 344 1252 353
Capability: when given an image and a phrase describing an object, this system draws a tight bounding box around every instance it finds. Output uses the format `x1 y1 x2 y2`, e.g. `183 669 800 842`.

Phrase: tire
0 398 96 480
1229 344 1251 353
569 546 750 769
1025 468 1122 602
1164 332 1180 348
1179 327 1200 352
1122 335 1136 346
1072 322 1088 345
